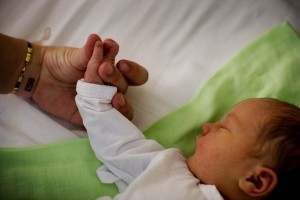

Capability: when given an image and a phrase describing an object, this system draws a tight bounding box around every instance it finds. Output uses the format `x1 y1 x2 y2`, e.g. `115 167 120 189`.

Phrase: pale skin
187 99 278 200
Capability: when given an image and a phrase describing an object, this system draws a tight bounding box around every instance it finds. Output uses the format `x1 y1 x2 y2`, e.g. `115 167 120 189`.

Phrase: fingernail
105 63 114 75
119 62 129 72
95 41 102 48
118 95 126 106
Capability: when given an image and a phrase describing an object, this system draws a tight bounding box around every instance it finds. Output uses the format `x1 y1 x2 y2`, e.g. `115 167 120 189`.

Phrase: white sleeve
75 79 164 186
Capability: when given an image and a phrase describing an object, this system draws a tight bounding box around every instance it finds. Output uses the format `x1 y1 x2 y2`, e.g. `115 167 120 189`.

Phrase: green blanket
1 22 300 200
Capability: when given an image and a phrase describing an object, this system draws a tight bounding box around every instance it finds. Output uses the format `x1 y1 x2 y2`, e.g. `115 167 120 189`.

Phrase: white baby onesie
75 79 223 200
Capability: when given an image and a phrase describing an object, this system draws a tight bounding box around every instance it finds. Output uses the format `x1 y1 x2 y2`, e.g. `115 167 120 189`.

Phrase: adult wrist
14 42 42 98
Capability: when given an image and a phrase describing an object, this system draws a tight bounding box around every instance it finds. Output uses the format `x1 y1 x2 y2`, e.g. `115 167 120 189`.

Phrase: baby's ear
238 166 277 198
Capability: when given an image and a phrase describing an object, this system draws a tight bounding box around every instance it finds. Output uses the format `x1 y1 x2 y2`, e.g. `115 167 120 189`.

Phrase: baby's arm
75 40 164 186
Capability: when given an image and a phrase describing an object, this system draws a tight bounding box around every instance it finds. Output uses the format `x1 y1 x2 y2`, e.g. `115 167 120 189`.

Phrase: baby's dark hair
258 98 300 200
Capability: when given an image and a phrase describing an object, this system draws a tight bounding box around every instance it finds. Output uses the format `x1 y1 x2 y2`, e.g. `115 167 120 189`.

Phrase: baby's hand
84 40 105 84
84 38 120 85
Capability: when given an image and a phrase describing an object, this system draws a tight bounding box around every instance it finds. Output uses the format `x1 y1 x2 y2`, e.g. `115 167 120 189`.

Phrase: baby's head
187 98 300 200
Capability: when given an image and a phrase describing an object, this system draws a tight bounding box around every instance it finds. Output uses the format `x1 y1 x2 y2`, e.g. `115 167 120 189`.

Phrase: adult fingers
111 93 134 120
116 60 149 86
99 59 149 93
70 110 84 126
98 62 128 93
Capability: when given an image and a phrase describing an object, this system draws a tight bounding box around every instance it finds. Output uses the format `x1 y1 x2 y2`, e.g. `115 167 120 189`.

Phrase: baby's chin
186 156 199 176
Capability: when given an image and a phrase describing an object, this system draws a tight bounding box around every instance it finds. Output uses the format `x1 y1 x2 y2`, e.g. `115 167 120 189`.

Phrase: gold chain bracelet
12 42 33 93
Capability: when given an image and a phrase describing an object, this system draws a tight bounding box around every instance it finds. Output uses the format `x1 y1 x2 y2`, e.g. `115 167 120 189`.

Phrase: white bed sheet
0 0 300 147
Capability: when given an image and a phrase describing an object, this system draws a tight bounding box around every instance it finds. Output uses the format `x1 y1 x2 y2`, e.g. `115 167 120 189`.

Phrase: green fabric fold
145 22 300 157
1 22 300 199
0 139 118 199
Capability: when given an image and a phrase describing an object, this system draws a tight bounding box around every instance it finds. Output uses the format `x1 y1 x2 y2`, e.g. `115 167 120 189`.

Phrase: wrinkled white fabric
76 79 223 200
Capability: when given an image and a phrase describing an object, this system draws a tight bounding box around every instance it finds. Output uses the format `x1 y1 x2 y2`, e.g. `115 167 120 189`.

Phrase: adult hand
32 34 148 125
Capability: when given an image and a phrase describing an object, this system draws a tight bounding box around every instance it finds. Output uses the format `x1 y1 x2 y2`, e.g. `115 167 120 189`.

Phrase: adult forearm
0 33 41 97
0 33 28 93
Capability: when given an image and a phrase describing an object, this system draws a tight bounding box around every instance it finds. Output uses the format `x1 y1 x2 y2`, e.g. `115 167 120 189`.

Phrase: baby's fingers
103 38 119 64
84 41 104 84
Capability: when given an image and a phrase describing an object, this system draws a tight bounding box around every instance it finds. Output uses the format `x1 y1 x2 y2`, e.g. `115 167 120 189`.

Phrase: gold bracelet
12 42 33 93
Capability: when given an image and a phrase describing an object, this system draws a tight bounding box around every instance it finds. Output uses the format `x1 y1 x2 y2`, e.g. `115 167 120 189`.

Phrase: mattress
0 0 300 147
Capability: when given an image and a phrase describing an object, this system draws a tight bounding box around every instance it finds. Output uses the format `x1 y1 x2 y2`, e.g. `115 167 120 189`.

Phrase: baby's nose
201 123 210 135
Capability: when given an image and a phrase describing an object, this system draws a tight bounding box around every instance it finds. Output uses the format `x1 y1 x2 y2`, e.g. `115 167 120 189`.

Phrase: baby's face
187 99 272 191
